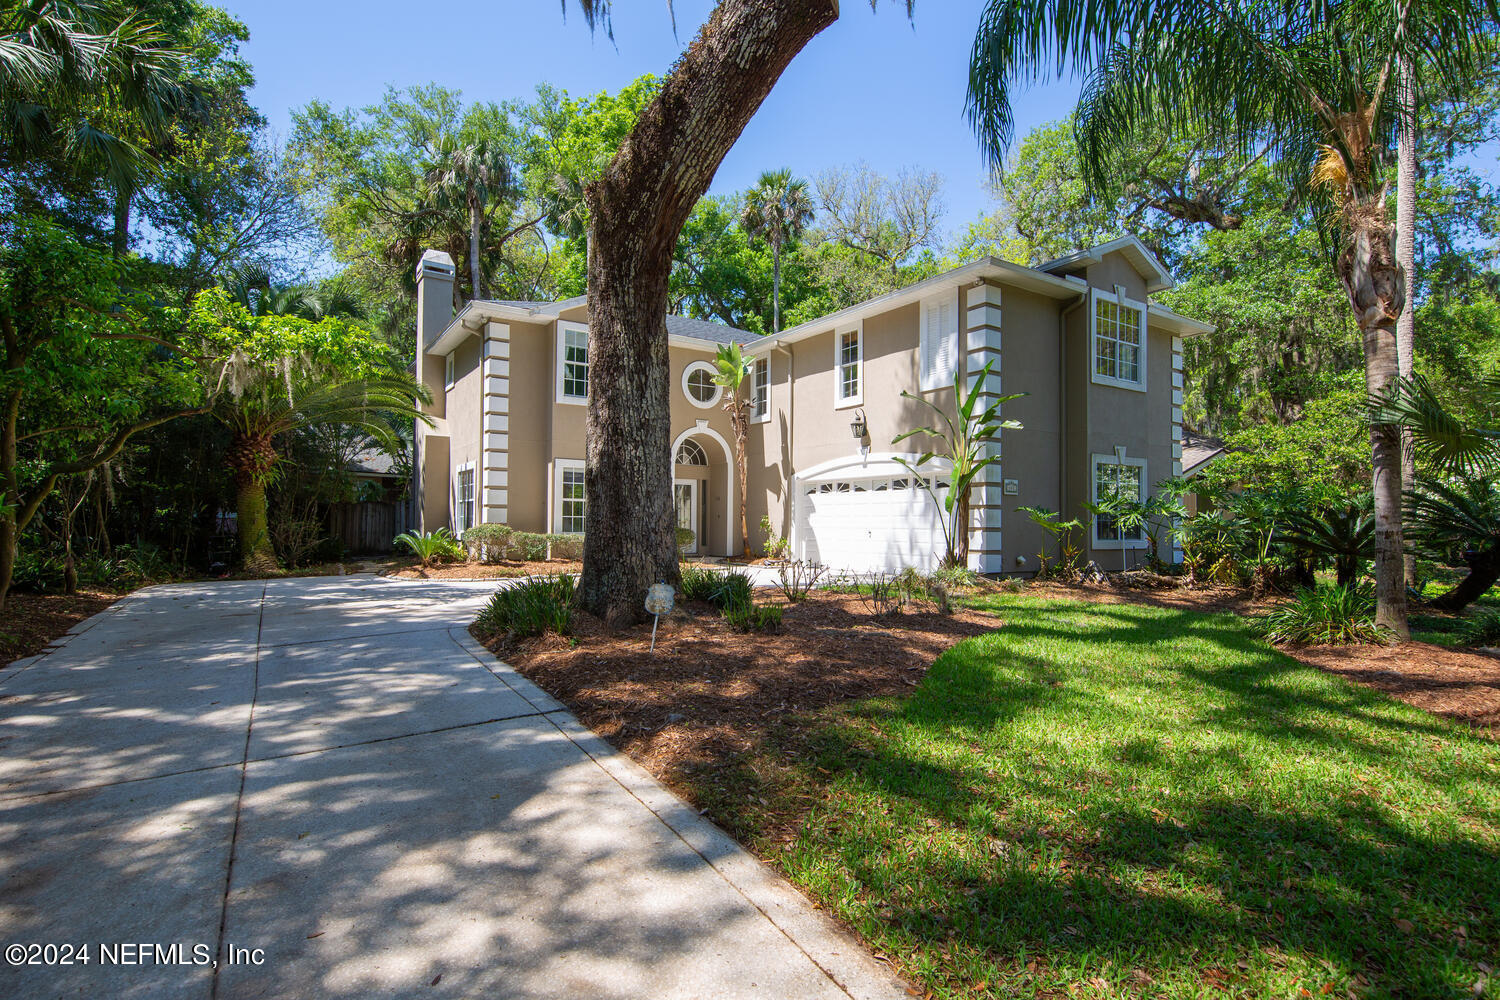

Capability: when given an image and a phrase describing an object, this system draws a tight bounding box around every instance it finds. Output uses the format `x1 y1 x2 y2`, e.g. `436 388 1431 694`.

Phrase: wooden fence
327 501 411 555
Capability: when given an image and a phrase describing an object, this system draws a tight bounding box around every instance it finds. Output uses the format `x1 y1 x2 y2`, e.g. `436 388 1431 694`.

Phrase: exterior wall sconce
851 408 869 456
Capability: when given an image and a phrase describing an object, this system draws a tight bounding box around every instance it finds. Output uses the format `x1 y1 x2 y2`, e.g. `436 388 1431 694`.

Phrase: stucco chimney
415 249 455 411
413 249 455 532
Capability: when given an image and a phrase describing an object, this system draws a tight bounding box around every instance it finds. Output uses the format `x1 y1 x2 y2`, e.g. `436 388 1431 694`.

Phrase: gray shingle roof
1182 429 1227 477
484 297 753 346
666 314 754 345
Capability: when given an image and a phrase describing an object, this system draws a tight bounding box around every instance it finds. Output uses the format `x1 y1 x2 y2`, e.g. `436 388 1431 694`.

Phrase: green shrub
1458 607 1500 646
758 515 789 559
474 575 575 638
930 564 980 589
459 525 580 563
547 533 584 561
394 528 464 566
1257 584 1390 645
463 524 513 562
679 566 752 609
679 564 721 602
724 600 782 633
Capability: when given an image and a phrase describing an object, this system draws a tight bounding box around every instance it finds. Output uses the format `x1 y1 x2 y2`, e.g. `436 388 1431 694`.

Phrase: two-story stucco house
411 236 1211 575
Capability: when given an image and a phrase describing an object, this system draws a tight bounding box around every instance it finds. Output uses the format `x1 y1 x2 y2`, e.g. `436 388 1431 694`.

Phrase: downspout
774 341 795 551
1058 294 1087 523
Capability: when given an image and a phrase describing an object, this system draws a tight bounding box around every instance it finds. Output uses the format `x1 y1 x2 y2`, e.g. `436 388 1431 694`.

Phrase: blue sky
220 0 1084 236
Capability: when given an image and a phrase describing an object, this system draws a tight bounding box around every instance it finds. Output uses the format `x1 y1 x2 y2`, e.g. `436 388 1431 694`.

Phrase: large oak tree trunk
1338 218 1409 638
578 0 839 626
1395 55 1418 588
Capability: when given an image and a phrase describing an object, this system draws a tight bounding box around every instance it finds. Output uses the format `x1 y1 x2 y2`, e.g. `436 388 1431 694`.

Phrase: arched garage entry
791 452 953 574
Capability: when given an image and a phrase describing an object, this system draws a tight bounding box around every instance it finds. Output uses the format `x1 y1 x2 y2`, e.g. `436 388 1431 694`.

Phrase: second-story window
836 327 861 406
751 357 769 422
1093 291 1145 388
558 323 588 402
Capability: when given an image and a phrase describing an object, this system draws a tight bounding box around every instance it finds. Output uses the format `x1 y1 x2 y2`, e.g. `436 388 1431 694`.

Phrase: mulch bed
1291 641 1500 737
1 589 119 669
384 559 582 581
476 591 998 789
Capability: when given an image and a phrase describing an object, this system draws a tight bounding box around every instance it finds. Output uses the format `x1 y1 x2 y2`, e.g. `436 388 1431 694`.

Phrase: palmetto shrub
394 528 464 567
474 575 574 638
1257 584 1390 646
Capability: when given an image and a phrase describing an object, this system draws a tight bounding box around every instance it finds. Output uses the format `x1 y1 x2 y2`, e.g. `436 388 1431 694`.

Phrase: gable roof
1181 429 1228 477
425 235 1206 357
665 314 753 345
1037 235 1175 294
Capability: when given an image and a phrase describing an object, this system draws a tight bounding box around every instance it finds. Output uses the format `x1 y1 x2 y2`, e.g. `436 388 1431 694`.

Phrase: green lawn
1409 577 1499 647
694 593 1499 999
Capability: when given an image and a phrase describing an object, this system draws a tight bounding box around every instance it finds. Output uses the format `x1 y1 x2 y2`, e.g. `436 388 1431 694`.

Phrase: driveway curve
0 576 907 1000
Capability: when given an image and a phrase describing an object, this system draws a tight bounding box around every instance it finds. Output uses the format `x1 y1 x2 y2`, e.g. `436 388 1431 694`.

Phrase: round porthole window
682 361 722 408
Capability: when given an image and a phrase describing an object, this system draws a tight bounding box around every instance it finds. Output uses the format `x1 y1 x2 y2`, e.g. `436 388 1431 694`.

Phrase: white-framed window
1091 452 1147 548
444 352 455 390
556 322 588 404
919 292 958 392
835 325 862 408
453 463 475 535
682 360 722 409
1092 288 1146 391
675 439 708 466
751 356 770 423
554 459 586 534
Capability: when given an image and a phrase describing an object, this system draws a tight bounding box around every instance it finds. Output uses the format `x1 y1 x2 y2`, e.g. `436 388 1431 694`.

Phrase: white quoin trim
670 420 737 557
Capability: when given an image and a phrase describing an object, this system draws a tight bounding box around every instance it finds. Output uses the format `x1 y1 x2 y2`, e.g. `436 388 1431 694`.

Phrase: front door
673 480 698 554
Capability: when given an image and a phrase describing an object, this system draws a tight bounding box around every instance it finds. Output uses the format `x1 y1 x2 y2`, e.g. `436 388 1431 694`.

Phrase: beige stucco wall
988 287 1064 573
486 314 741 553
504 320 553 533
441 333 483 529
425 246 1193 572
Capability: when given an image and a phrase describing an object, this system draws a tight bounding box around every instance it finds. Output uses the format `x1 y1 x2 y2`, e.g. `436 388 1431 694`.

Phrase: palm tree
425 136 512 301
964 0 1496 637
741 169 814 333
1377 372 1500 611
711 342 753 556
1284 501 1375 588
212 357 428 573
0 0 195 185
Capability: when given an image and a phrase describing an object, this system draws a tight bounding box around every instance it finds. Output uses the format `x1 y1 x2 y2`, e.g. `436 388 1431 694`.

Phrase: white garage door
794 462 951 574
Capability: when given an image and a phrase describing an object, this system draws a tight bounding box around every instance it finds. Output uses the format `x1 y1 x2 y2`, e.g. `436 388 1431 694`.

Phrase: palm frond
1372 374 1500 474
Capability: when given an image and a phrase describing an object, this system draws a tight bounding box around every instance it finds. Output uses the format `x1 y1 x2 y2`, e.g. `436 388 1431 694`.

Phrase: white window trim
1090 287 1148 393
556 321 588 405
453 461 475 535
750 356 770 425
444 352 456 390
834 323 863 410
681 359 723 409
918 292 958 393
553 459 586 535
1091 452 1148 550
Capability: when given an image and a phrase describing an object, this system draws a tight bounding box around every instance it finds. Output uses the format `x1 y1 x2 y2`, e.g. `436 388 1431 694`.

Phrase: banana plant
893 361 1024 569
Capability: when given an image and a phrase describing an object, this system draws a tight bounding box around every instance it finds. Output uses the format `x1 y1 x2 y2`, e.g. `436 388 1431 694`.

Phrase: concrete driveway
0 576 906 1000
